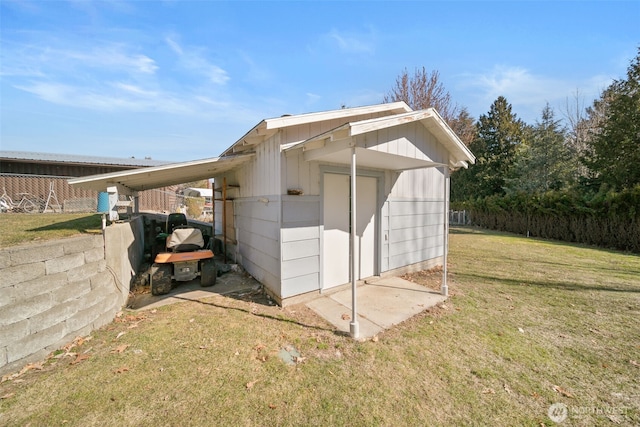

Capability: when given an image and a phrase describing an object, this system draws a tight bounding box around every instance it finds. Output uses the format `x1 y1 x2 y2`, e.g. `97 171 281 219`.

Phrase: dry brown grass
1 227 638 426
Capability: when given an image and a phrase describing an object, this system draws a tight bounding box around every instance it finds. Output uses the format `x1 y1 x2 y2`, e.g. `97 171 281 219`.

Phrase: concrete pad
307 277 446 339
128 272 261 311
306 295 381 337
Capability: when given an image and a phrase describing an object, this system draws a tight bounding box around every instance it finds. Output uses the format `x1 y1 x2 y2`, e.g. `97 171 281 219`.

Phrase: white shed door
323 173 377 289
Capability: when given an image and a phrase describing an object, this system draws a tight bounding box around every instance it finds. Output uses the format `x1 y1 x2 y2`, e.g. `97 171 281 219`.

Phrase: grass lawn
0 213 103 248
1 227 638 426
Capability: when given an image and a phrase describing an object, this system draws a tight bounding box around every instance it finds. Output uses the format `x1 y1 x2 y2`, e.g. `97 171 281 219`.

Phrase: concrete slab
128 271 262 311
307 276 446 339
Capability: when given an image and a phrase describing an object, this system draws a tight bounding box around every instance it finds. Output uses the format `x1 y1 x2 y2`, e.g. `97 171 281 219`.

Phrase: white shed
69 102 475 307
211 102 475 305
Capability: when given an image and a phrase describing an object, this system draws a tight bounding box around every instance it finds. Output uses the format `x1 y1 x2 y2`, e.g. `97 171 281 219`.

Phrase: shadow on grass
171 294 349 337
456 271 640 294
30 214 102 234
450 226 482 235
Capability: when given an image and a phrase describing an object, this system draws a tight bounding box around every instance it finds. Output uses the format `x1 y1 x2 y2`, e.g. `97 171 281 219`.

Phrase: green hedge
453 186 640 252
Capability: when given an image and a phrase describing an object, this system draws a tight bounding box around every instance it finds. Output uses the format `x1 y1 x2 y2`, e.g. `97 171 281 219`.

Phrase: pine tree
583 47 640 191
456 96 526 198
505 104 573 193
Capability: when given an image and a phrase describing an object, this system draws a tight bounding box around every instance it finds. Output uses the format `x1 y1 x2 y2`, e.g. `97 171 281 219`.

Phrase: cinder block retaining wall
0 217 144 377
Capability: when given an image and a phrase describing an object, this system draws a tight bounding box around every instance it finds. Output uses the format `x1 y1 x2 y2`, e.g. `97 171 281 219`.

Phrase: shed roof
221 102 412 156
285 108 476 169
69 103 474 193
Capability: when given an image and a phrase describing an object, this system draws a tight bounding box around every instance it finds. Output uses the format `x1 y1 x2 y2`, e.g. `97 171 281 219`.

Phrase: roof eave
220 102 413 156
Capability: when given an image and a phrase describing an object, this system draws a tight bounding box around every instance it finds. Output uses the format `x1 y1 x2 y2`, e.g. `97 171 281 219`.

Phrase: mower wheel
151 263 172 295
200 259 217 287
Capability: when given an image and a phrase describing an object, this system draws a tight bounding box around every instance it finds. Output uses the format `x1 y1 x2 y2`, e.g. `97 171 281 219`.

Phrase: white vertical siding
381 200 390 272
224 111 455 301
281 111 403 197
234 132 282 198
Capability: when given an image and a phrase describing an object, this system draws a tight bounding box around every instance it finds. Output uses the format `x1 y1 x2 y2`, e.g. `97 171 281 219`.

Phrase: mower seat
166 213 188 234
167 227 205 252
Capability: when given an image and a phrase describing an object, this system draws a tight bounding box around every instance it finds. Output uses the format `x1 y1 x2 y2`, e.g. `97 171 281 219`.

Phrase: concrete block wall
0 218 144 377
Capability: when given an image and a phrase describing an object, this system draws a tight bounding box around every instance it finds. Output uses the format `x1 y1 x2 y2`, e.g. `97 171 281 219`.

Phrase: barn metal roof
68 154 254 194
0 151 169 167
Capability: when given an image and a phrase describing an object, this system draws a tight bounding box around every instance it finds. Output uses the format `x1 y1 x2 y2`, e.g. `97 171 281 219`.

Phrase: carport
68 153 253 248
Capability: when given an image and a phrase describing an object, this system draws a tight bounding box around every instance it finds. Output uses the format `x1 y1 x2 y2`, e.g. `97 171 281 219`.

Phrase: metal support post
350 147 360 339
441 166 450 296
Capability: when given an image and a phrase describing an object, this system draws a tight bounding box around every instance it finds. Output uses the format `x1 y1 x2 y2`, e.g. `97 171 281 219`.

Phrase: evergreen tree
453 97 526 199
583 47 640 191
505 104 573 193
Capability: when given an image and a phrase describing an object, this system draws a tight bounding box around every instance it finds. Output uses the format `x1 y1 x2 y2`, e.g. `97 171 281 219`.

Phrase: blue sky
1 1 638 162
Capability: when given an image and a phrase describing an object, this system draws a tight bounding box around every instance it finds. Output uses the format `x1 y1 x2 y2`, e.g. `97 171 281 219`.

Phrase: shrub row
453 186 640 253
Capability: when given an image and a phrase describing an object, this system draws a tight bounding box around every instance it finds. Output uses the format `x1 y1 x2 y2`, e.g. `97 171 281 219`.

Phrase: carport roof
68 153 254 193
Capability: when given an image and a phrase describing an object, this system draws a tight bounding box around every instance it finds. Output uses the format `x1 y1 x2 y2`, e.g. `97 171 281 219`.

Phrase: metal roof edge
0 150 170 167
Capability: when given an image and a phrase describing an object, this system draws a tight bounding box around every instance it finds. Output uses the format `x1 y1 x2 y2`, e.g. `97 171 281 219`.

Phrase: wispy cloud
165 36 183 55
456 65 614 121
64 46 158 74
3 31 239 116
310 27 377 57
327 28 375 54
14 81 185 113
1 39 158 77
164 36 229 85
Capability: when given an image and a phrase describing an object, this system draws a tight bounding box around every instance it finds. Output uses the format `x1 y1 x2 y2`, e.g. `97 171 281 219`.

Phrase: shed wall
386 198 444 270
234 197 281 297
280 196 321 298
220 113 454 302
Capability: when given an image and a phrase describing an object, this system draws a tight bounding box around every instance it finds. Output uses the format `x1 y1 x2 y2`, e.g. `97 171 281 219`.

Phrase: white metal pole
350 147 360 339
441 166 450 296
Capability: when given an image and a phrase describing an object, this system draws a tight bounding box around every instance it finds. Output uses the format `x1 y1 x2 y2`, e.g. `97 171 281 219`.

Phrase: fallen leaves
552 385 574 398
253 343 269 362
1 336 97 382
70 353 90 365
630 360 639 367
341 313 351 321
113 367 129 374
503 383 512 394
115 312 147 324
246 379 260 390
111 344 129 354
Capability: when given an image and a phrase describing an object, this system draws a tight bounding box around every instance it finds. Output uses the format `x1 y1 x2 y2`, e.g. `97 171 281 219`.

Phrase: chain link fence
0 173 190 216
449 210 470 225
